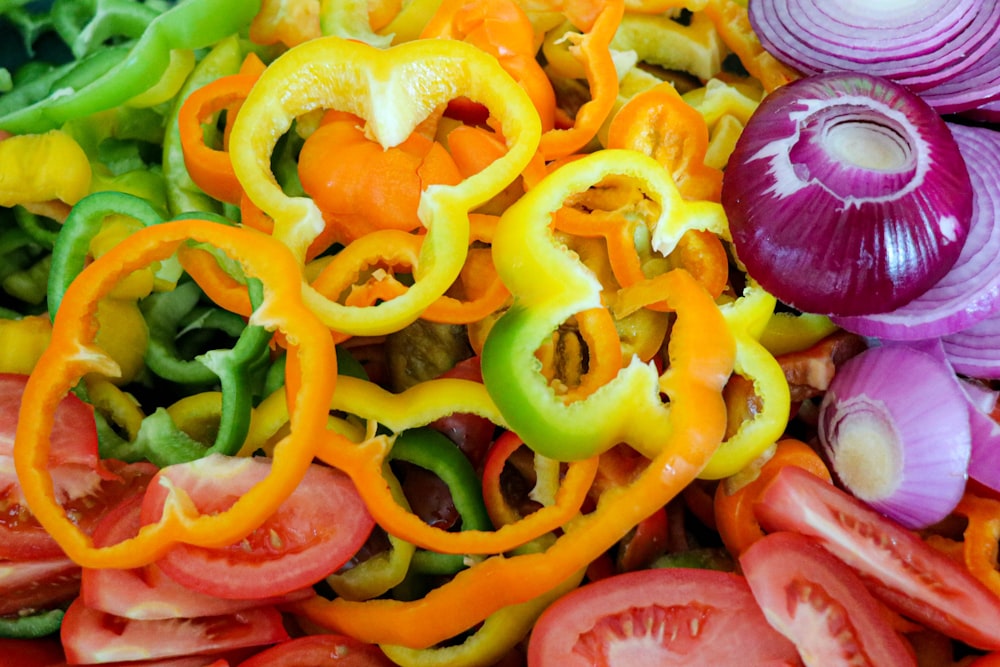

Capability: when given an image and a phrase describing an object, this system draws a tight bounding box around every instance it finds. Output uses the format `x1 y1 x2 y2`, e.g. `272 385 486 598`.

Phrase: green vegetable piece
390 427 492 575
0 609 65 639
0 0 262 133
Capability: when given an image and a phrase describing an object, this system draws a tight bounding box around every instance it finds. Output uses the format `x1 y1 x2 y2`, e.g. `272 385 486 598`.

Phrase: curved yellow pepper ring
313 375 600 555
14 220 339 569
698 280 791 479
293 268 735 648
228 35 542 337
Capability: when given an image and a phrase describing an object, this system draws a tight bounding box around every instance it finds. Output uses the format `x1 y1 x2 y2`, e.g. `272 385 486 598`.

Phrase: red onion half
833 124 1000 339
818 344 970 529
748 0 1000 96
721 72 973 317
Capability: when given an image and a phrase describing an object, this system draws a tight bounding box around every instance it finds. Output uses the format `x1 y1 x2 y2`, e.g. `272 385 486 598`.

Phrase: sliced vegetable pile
1 0 999 665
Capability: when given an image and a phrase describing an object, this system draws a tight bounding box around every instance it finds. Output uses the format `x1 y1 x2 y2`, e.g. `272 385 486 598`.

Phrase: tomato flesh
83 496 311 620
741 531 916 666
527 567 800 666
235 634 395 667
141 455 374 599
755 466 1000 651
60 597 289 664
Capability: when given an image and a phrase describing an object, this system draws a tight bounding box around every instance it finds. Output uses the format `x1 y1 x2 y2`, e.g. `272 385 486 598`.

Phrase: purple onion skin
722 72 972 317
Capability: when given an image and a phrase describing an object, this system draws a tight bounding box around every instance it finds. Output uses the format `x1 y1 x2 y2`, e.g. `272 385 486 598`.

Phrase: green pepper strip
48 191 163 318
15 219 339 569
0 0 263 134
294 268 735 648
389 427 492 575
482 148 729 462
0 609 65 639
162 34 246 216
50 0 163 59
228 36 541 335
131 279 273 467
141 281 242 385
312 374 599 556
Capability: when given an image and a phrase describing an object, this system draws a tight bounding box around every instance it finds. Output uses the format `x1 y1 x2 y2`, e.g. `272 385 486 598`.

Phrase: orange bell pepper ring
14 220 340 569
713 437 832 557
292 268 735 648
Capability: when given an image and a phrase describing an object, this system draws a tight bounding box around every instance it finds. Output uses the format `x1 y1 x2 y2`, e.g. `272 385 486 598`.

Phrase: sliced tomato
235 635 394 667
0 373 110 560
141 454 374 599
60 597 289 664
755 466 1000 651
0 373 156 563
0 638 65 667
526 567 800 666
0 556 80 616
741 531 916 666
83 496 312 620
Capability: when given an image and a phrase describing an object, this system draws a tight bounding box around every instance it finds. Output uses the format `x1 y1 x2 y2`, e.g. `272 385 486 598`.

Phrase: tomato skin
740 531 916 666
527 567 800 666
755 466 1000 651
0 556 80 615
83 496 312 620
141 455 374 599
60 597 289 664
235 635 395 667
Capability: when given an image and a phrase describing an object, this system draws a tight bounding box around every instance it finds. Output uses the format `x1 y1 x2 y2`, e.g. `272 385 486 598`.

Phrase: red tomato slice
83 496 312 620
235 635 395 667
60 597 289 664
0 556 80 616
755 466 1000 651
0 373 112 560
526 567 800 666
740 531 916 666
140 455 374 599
0 638 65 667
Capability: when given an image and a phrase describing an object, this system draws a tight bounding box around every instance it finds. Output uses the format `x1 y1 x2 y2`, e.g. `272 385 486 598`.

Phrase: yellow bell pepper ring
14 220 339 569
482 148 731 462
228 35 542 337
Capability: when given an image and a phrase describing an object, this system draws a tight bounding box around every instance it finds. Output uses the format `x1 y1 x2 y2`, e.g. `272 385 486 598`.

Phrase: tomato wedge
141 455 374 599
741 531 916 666
0 556 80 616
0 638 65 667
235 635 395 666
0 373 111 560
83 496 312 619
755 466 1000 651
60 597 289 664
526 567 800 666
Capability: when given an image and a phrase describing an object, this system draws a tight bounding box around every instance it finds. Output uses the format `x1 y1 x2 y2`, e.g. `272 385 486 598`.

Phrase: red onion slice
919 39 1000 114
721 72 972 317
941 310 1000 380
818 344 970 529
959 379 1000 494
749 0 1000 93
833 124 1000 339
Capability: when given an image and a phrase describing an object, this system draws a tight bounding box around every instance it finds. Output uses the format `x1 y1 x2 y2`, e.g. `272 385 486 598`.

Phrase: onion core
722 72 972 317
818 344 970 529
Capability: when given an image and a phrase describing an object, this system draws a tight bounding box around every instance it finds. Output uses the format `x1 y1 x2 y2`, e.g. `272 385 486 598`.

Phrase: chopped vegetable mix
1 0 1000 665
